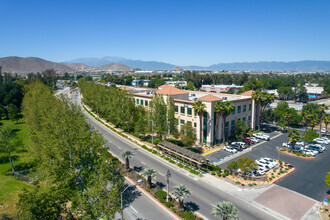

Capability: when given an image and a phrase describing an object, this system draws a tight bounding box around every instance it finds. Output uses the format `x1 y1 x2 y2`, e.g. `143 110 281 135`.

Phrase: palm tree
288 129 300 152
318 104 329 135
214 101 234 143
210 201 239 220
302 113 313 146
173 184 191 212
252 91 276 130
141 168 157 188
323 113 330 133
121 150 134 170
192 100 206 144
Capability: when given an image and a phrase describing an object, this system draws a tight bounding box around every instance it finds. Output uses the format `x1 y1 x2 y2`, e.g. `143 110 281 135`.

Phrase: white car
313 138 329 145
224 146 237 153
256 159 275 169
296 141 305 146
321 128 328 134
302 149 318 156
257 167 268 175
249 137 259 143
253 133 270 141
231 142 247 149
261 157 278 167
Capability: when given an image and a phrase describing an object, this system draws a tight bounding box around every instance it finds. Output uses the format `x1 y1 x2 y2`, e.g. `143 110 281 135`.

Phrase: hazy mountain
67 56 175 70
90 63 133 71
67 57 330 71
0 56 133 73
0 56 75 73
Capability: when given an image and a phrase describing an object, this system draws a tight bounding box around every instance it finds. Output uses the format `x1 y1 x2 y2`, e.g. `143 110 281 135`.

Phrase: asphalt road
68 88 276 220
217 131 330 201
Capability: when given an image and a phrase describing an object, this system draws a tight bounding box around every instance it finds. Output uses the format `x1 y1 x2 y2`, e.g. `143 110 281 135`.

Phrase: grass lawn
0 119 35 217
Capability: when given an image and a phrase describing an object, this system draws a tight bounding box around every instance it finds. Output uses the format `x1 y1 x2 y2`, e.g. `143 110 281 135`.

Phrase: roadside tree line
19 80 124 219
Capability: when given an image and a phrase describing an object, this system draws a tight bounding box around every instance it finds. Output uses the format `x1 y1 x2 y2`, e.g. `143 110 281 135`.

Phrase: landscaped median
278 148 316 159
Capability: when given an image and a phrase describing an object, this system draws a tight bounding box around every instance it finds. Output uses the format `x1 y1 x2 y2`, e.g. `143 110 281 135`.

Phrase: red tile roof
158 84 171 89
198 94 222 102
156 86 189 95
241 90 254 96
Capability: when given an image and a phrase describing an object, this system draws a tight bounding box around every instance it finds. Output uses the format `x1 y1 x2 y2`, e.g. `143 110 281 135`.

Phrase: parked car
306 144 325 153
257 167 268 175
301 149 318 156
249 137 259 143
261 157 278 167
231 145 243 151
256 159 275 169
224 146 237 153
321 128 328 134
243 138 254 144
296 141 305 146
231 142 247 149
313 138 330 145
253 133 270 141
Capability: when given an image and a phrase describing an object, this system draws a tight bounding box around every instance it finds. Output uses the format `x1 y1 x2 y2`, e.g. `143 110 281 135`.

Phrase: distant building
165 81 187 88
132 79 143 86
201 84 243 94
304 85 324 98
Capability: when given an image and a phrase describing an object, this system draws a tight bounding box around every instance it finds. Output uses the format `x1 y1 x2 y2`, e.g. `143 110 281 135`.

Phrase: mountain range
1 56 330 73
0 56 132 73
67 56 330 71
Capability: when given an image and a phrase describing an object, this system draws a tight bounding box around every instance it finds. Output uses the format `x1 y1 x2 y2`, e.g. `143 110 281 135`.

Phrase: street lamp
121 184 132 219
165 169 171 202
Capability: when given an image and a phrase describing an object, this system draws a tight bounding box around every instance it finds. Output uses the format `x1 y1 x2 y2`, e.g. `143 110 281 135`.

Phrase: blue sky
0 0 329 66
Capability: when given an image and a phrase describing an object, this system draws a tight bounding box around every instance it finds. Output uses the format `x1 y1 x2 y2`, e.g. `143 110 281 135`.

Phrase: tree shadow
185 201 200 212
123 185 141 208
133 166 143 173
155 181 165 189
0 155 19 164
12 128 20 133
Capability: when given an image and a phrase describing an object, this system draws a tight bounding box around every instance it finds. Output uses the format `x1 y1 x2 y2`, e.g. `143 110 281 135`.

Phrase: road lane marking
130 206 138 213
141 161 145 165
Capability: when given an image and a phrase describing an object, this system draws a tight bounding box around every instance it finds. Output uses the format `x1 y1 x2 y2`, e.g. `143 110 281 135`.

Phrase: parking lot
206 131 330 201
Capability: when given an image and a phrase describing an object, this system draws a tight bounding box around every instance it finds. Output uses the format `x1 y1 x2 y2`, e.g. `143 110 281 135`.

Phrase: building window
243 105 246 112
187 108 192 115
248 116 251 121
194 122 197 128
232 107 236 114
249 104 252 111
181 119 185 124
243 117 246 122
194 112 197 116
237 106 241 113
231 120 235 126
141 100 143 105
145 100 148 106
175 105 178 112
225 121 229 127
181 106 185 114
136 99 139 105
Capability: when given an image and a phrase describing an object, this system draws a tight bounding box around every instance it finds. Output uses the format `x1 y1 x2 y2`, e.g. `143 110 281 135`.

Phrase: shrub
253 183 257 185
224 169 229 176
211 171 216 175
178 163 184 168
280 148 286 151
235 181 241 184
188 147 201 154
248 183 253 187
155 188 167 203
152 150 157 154
269 177 273 181
183 211 196 220
216 170 221 176
279 161 283 165
169 159 176 164
190 169 199 175
165 201 174 208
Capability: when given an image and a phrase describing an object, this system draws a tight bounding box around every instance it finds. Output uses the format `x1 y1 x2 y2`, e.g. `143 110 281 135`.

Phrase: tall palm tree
173 184 191 212
323 113 330 133
210 201 239 220
121 150 134 170
318 104 329 135
288 129 300 152
192 100 206 144
214 101 234 143
141 168 157 189
252 91 276 129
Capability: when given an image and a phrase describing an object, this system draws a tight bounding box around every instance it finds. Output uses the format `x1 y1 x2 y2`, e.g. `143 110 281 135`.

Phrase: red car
243 138 254 144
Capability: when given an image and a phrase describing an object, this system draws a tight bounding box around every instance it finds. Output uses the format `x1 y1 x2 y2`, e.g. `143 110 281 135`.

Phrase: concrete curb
272 167 296 184
125 176 181 220
278 149 316 159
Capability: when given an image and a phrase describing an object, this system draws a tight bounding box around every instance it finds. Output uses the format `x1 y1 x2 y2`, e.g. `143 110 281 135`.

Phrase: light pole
165 169 171 202
121 184 131 220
